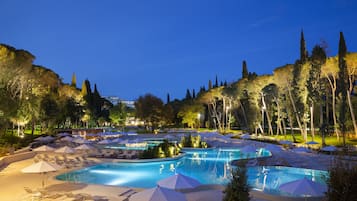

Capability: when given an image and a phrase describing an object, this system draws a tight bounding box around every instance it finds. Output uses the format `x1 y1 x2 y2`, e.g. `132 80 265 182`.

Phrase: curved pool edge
91 152 186 163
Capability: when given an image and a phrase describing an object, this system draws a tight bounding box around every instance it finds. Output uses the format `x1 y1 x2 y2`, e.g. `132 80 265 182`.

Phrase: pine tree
300 30 308 62
242 60 248 79
71 72 77 88
338 31 348 147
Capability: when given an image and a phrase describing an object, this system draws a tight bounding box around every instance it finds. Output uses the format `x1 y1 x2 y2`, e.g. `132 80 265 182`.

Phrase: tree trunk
347 89 357 137
310 103 315 141
288 88 306 140
326 76 340 141
265 109 274 135
320 103 326 146
238 100 248 129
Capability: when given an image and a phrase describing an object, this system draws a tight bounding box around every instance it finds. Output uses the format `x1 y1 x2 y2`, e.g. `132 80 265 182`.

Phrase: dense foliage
1 30 356 144
223 162 250 201
0 44 111 137
326 158 357 201
140 139 180 159
180 134 208 148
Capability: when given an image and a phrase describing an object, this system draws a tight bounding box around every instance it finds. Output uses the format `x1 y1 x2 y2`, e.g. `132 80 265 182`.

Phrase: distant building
104 96 135 108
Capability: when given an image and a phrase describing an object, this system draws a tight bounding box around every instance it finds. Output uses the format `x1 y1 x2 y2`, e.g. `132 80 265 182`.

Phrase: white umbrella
306 141 319 145
33 145 55 152
73 138 91 144
75 144 94 150
22 161 60 187
60 136 74 142
292 147 311 153
279 178 327 197
129 186 187 201
55 146 76 154
321 145 338 152
157 173 201 190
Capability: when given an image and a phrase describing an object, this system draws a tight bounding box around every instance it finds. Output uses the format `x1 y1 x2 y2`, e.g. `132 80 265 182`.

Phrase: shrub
326 158 357 201
180 134 208 148
140 139 180 159
223 162 250 201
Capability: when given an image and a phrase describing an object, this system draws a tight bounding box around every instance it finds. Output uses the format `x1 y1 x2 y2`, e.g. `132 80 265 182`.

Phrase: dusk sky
1 0 357 101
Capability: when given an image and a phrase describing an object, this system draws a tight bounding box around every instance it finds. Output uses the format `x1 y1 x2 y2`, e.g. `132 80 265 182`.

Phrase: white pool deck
1 136 353 201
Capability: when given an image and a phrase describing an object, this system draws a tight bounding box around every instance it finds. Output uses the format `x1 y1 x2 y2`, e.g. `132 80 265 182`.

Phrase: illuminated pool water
56 148 327 196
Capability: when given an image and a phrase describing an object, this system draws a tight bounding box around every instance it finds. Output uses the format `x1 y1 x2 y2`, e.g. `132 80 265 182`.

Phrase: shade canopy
321 145 338 152
21 161 59 173
33 145 55 152
60 136 74 142
129 186 187 201
279 178 327 197
292 147 311 153
55 146 76 154
75 144 94 150
157 173 201 190
306 141 319 145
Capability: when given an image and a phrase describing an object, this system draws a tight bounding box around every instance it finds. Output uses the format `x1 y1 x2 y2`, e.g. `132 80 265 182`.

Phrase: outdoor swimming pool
56 148 328 197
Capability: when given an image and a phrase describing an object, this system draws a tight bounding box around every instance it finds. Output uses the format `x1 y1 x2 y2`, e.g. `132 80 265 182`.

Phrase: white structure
104 96 135 108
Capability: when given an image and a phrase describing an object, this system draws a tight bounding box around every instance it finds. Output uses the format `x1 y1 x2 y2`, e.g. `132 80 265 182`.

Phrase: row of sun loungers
34 154 96 169
24 186 109 201
89 149 141 159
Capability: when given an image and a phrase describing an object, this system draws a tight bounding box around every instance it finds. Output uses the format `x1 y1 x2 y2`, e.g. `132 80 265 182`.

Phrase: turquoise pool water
56 148 327 196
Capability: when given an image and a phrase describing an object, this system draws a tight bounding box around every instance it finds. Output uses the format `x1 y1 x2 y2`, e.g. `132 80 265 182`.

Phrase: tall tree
215 75 219 88
338 32 348 146
307 45 327 141
135 94 165 132
346 53 357 137
300 30 308 62
166 93 170 104
185 89 192 100
192 89 196 99
71 72 77 88
242 60 248 79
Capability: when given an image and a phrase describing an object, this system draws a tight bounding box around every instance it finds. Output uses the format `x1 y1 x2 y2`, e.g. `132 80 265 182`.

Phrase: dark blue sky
1 0 357 100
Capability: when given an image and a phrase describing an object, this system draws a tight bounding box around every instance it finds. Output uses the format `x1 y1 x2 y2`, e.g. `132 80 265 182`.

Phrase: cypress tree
338 31 348 147
192 89 196 99
167 93 170 104
71 72 77 88
208 80 212 89
215 75 219 88
185 89 192 100
242 60 248 79
300 30 308 62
